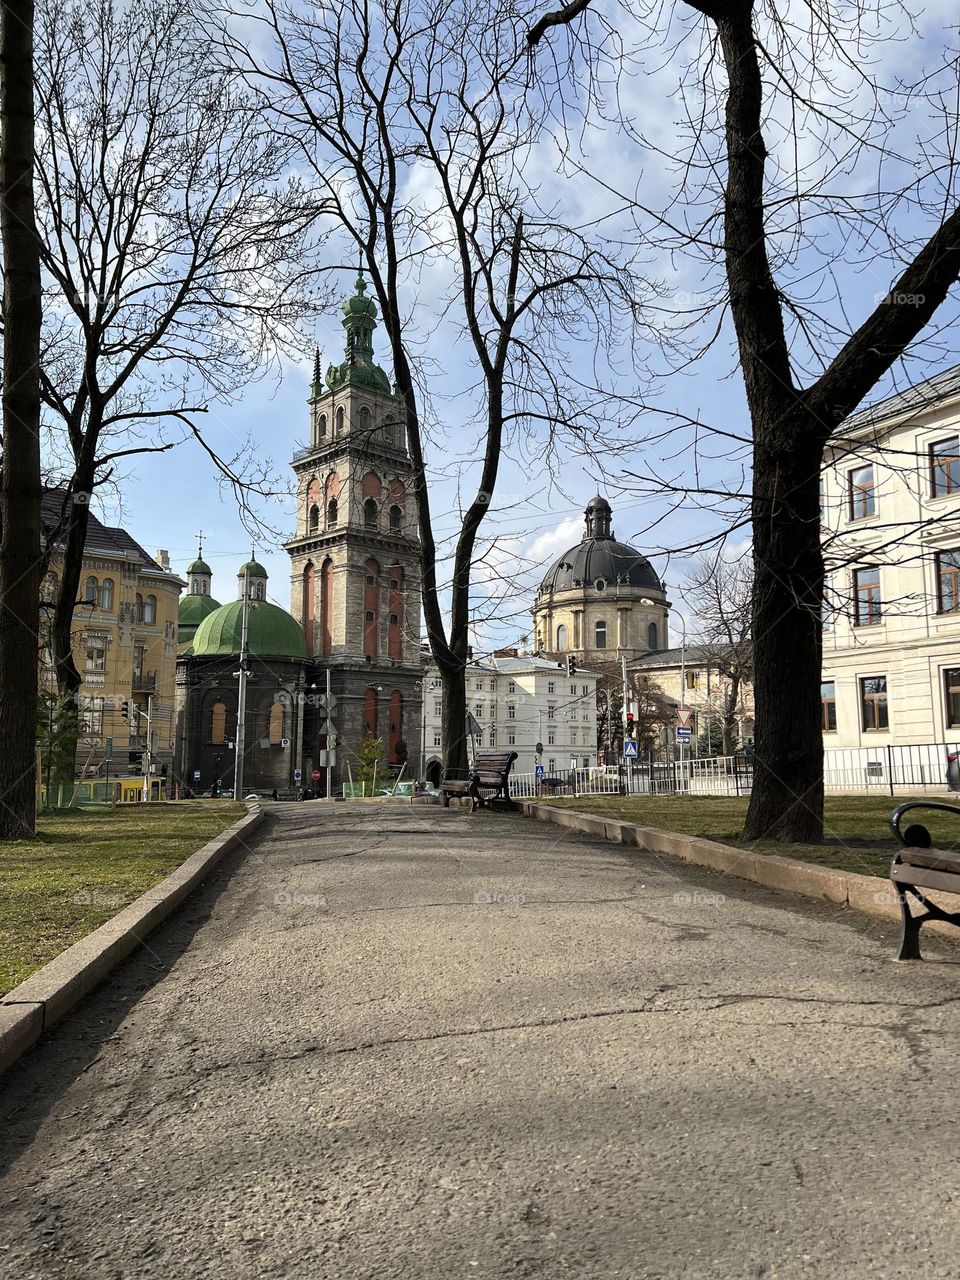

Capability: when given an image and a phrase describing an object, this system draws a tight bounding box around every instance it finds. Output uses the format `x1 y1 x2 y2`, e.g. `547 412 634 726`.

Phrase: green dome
342 276 376 318
238 559 268 578
179 593 222 628
191 599 307 659
187 557 212 575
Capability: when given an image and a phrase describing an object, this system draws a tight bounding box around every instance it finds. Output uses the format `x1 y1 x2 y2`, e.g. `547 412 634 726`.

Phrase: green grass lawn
546 793 960 878
0 801 245 995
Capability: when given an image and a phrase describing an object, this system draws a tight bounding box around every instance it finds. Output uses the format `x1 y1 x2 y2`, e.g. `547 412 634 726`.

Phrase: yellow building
40 493 184 781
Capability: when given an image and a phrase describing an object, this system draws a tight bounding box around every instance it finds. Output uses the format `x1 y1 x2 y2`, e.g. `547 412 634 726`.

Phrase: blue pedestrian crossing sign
535 764 545 778
623 739 639 759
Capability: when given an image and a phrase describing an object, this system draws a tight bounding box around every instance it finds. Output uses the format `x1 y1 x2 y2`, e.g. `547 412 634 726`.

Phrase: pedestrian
271 788 279 801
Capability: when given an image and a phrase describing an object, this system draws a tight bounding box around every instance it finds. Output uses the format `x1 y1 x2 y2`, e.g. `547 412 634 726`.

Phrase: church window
364 497 378 528
84 575 98 604
389 505 402 533
556 624 567 651
318 413 327 438
364 559 380 658
390 577 400 589
269 702 284 745
210 701 226 744
100 578 114 611
389 612 399 625
648 622 658 650
326 497 338 526
309 504 320 533
595 620 607 648
143 595 157 624
336 406 345 434
359 406 372 437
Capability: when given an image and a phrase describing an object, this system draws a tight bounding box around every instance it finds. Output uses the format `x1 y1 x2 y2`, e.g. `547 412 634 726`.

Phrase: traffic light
626 712 635 735
121 700 129 720
569 657 578 676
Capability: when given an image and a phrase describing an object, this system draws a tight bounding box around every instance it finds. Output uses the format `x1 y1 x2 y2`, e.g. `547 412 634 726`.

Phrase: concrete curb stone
0 804 263 1075
518 798 959 941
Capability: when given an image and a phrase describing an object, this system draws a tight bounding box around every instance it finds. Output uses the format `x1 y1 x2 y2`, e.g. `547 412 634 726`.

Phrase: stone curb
0 805 264 1076
518 799 960 940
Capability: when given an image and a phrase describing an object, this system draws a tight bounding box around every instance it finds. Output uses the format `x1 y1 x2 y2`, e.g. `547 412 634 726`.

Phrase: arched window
364 687 378 735
595 619 607 649
318 413 327 438
336 406 344 434
648 621 658 650
364 558 380 658
100 578 114 611
269 701 284 745
364 497 378 529
359 405 372 438
317 558 332 656
253 581 265 601
309 504 320 533
389 504 401 533
303 562 315 654
210 701 226 744
327 497 338 527
143 595 157 624
84 576 98 604
556 624 568 651
135 592 144 622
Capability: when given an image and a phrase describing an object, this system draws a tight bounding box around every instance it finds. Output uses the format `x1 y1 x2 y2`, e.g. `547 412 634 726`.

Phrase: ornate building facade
284 276 424 788
533 495 670 663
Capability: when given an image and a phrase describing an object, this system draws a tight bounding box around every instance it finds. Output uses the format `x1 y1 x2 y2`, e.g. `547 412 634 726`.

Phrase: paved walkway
2 803 960 1278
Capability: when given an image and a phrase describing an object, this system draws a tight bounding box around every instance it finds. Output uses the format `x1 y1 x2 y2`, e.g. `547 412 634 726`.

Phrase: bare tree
529 1 960 840
685 552 753 756
33 0 318 784
0 0 42 838
222 0 655 774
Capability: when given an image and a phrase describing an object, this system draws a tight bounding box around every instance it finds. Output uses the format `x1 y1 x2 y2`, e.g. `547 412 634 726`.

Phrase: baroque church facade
174 276 424 795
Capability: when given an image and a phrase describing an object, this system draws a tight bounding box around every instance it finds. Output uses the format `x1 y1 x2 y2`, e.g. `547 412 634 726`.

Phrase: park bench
440 750 519 811
889 800 960 959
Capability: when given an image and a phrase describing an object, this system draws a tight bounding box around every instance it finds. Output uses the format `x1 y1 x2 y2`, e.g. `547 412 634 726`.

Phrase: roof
41 490 184 583
539 537 663 595
629 643 738 669
178 592 222 629
238 559 268 578
187 557 212 575
839 363 960 436
191 598 307 659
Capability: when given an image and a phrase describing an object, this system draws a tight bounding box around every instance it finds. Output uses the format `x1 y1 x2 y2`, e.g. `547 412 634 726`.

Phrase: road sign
280 737 289 748
294 769 302 781
319 719 338 737
317 693 338 712
623 739 639 759
535 764 545 778
193 769 201 781
311 769 322 781
676 706 694 726
676 726 693 742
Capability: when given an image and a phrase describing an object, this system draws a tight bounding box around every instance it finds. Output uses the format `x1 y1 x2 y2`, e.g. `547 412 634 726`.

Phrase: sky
90 0 960 654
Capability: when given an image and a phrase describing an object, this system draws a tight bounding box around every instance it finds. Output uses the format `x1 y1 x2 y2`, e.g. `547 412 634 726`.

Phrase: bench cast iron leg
896 887 925 961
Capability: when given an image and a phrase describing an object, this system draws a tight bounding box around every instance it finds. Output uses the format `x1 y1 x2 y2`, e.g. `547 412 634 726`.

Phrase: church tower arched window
364 497 378 529
210 701 226 744
326 497 338 527
556 624 568 651
389 504 401 533
309 504 320 533
648 621 658 650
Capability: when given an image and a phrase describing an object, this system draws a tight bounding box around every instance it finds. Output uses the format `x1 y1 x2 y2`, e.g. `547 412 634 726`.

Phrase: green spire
325 273 391 395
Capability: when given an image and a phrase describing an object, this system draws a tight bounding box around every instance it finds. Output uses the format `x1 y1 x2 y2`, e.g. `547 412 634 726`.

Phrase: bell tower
285 275 423 784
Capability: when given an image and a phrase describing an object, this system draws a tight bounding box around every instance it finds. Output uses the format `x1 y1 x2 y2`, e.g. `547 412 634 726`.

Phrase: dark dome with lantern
539 494 663 596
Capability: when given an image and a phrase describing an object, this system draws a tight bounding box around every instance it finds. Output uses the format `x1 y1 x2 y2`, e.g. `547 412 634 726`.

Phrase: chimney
156 549 170 570
494 647 518 658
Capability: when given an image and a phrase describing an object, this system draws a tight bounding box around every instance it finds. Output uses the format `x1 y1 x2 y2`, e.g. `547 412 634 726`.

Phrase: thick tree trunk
742 428 824 841
0 0 41 839
439 661 468 776
722 672 740 756
49 479 95 788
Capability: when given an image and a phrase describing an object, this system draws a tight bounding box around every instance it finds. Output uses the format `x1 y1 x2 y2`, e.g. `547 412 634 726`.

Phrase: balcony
133 671 157 692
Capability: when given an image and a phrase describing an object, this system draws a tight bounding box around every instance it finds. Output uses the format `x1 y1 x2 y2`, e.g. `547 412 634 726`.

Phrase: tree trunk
742 427 824 841
722 672 740 756
49 476 95 788
0 0 41 839
440 660 468 776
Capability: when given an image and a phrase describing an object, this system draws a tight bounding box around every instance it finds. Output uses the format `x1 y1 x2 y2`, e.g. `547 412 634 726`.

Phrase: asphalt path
2 801 960 1279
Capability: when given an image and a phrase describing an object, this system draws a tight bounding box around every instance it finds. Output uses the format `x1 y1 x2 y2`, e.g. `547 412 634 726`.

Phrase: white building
820 365 960 748
422 651 600 782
